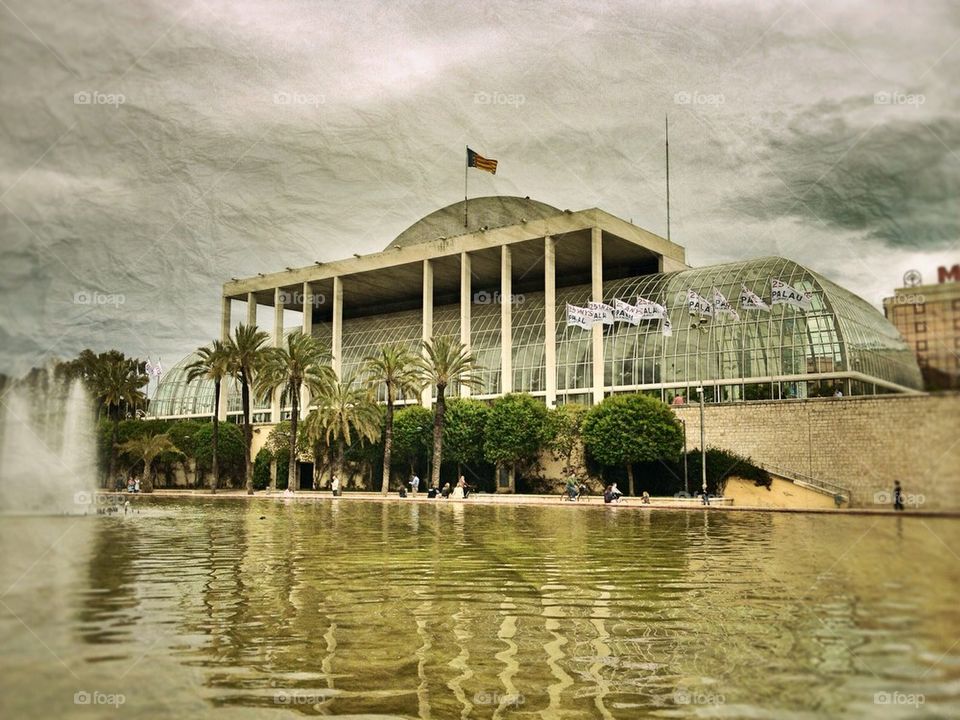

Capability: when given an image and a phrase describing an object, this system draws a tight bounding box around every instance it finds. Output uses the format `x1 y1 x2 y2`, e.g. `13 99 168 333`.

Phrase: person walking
409 473 420 496
893 480 905 511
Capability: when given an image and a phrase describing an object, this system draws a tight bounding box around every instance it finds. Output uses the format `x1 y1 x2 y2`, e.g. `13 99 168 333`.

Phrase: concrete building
151 196 923 422
884 265 960 390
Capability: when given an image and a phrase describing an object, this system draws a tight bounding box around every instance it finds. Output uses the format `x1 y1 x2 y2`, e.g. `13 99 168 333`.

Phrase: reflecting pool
1 498 958 718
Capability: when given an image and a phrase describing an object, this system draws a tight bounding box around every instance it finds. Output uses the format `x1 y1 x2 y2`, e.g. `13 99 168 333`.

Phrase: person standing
410 473 420 496
893 480 905 511
331 475 341 497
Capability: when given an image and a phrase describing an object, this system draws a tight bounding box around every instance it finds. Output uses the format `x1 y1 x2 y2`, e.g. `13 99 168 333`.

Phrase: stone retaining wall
672 393 960 510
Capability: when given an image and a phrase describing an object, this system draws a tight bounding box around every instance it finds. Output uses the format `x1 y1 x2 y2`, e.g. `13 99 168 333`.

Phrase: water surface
1 498 958 718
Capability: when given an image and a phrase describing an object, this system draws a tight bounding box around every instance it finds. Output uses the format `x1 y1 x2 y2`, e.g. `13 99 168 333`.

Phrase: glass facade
151 257 921 418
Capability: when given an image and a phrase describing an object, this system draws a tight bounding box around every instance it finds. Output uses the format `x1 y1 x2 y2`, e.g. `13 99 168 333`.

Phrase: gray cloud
1 0 958 373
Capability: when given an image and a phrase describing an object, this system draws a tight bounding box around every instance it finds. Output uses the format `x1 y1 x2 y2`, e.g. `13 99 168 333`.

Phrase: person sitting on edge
701 489 710 505
427 485 439 499
610 482 623 502
398 485 407 498
641 491 651 504
441 482 451 499
331 475 340 497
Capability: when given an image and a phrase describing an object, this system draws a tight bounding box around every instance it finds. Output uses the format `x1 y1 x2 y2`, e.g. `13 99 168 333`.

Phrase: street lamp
680 417 688 497
696 386 707 502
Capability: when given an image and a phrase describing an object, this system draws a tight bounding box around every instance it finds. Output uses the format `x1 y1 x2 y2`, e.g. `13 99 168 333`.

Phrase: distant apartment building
884 264 960 390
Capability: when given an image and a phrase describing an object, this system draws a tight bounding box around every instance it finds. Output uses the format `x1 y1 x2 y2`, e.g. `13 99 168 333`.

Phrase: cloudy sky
1 0 958 374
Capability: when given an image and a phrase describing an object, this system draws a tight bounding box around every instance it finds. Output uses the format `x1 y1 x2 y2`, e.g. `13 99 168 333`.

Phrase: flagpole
464 145 469 229
665 115 671 243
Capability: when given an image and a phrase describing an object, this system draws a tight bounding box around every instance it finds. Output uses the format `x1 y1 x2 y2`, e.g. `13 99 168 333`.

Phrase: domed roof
386 196 562 249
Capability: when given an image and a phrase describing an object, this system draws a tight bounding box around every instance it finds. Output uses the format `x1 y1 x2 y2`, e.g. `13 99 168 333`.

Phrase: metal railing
758 462 851 504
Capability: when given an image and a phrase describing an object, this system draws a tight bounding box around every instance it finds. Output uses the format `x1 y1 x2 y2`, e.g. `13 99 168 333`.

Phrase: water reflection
1 499 958 718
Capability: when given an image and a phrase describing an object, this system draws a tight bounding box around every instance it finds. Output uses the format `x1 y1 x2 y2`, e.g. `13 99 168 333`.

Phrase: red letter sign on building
938 265 960 283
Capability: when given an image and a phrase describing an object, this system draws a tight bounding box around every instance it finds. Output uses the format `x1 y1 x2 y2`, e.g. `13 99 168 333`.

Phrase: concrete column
460 251 472 397
544 235 557 407
218 297 231 421
501 244 513 394
332 277 343 379
246 292 256 326
301 281 313 417
591 227 604 404
421 259 434 407
271 288 284 423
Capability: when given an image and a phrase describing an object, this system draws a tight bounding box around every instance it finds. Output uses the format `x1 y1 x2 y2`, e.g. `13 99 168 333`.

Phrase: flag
144 360 153 375
740 284 770 311
467 147 498 174
686 289 713 316
712 288 740 321
152 360 163 377
636 296 667 320
588 301 614 325
661 315 673 337
613 298 640 324
771 279 813 311
566 303 594 329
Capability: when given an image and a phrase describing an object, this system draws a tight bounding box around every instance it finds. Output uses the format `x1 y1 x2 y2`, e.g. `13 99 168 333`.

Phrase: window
914 303 925 314
917 340 928 351
915 322 927 333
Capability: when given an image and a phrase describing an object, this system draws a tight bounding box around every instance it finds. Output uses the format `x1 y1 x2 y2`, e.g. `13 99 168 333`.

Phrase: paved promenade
107 488 960 517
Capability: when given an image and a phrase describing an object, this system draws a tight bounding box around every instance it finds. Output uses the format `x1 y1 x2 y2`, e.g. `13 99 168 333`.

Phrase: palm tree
414 336 483 489
225 323 270 495
362 344 422 494
185 341 231 493
256 331 335 492
118 433 183 492
91 354 149 487
303 375 381 486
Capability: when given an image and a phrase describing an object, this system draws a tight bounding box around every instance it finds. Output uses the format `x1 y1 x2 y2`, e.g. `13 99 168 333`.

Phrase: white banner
636 295 667 320
713 288 740 321
613 298 640 325
771 279 813 311
566 303 594 329
740 284 770 311
686 289 713 316
661 315 673 337
588 301 614 325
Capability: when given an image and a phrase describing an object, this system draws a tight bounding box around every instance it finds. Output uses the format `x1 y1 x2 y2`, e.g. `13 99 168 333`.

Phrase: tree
582 394 683 495
414 336 483 488
443 398 490 476
256 331 335 492
547 404 588 475
483 394 552 484
193 423 245 487
118 433 183 492
224 323 270 494
302 376 381 484
185 341 231 493
362 344 422 494
391 405 434 478
89 353 149 486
